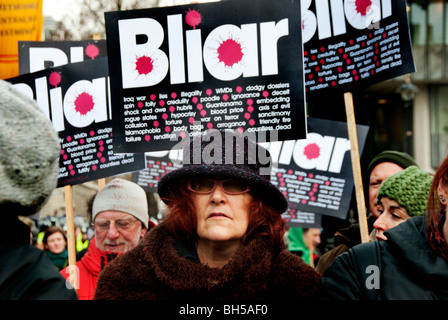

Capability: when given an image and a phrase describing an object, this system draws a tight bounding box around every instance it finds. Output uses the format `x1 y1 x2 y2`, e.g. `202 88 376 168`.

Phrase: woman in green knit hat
374 166 433 241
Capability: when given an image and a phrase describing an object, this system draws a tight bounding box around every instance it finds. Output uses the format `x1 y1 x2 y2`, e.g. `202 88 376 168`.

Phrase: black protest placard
284 209 322 228
302 0 415 98
131 150 183 192
105 0 306 154
7 57 145 187
18 40 107 74
269 117 368 220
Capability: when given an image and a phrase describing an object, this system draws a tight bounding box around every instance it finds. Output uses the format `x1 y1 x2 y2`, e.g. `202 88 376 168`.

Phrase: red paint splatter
185 9 202 29
74 92 94 116
217 38 243 67
135 55 154 75
49 71 61 88
304 143 320 160
85 44 99 60
355 0 372 16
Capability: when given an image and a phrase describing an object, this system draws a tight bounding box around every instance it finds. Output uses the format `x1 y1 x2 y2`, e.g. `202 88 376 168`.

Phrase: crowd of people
1 78 448 302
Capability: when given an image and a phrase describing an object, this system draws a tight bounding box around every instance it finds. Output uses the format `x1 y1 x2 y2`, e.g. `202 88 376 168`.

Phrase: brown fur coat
94 224 321 300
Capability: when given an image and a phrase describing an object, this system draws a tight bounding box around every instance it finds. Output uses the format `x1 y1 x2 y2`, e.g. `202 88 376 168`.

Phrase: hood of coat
383 215 448 289
142 224 274 292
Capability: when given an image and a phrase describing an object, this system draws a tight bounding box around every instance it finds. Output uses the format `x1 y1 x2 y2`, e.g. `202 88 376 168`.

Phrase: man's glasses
92 218 138 232
187 178 251 195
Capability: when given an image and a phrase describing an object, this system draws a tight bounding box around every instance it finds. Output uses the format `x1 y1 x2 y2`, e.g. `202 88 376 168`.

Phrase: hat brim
157 164 288 214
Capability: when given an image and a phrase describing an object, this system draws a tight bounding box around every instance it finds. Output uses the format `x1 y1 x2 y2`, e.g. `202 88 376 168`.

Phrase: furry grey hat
157 129 288 213
0 80 60 216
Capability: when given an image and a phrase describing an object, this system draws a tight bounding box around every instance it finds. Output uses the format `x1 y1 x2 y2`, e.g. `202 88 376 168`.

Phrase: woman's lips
208 212 230 219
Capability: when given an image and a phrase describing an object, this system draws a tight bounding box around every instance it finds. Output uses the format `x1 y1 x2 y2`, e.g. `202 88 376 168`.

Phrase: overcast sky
42 0 220 20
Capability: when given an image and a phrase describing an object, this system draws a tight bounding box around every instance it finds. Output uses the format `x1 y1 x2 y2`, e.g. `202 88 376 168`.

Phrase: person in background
316 164 441 299
316 150 418 274
288 227 321 266
60 178 149 300
43 226 69 271
374 166 433 241
94 129 321 300
0 79 77 300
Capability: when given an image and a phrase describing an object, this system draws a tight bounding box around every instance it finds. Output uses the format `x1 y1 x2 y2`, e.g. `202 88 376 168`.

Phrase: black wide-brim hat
157 129 288 214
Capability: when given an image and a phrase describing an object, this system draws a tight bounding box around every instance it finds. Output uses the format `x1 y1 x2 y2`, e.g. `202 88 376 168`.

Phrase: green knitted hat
377 166 433 217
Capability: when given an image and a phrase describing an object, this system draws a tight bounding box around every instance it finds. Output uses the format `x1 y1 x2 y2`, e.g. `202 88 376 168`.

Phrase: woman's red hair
162 186 286 253
426 155 448 237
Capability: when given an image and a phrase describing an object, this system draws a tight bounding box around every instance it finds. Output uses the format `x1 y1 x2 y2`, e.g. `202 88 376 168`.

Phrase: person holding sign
94 129 321 300
316 163 448 299
316 150 418 274
61 178 149 300
0 80 77 300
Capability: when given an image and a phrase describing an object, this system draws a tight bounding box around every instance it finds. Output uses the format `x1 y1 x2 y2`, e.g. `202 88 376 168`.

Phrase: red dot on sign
99 140 104 146
67 136 72 142
338 67 342 72
49 71 61 88
331 81 337 86
304 51 308 56
74 92 95 115
315 66 320 72
346 59 351 64
318 78 323 83
85 44 99 60
304 143 320 160
217 38 244 67
308 74 313 80
320 59 325 65
338 48 343 54
320 46 325 52
311 55 316 60
135 55 154 75
185 9 202 29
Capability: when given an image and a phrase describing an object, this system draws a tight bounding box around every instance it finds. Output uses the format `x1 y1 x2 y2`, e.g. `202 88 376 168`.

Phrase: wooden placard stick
64 185 78 292
98 178 106 190
344 92 369 243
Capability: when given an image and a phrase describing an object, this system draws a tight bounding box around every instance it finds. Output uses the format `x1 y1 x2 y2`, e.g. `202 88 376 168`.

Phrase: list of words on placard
305 21 403 92
122 82 293 143
58 126 137 184
272 167 346 211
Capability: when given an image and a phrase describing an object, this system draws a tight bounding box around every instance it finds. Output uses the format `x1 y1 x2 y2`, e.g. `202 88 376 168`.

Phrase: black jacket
317 216 448 300
0 215 78 300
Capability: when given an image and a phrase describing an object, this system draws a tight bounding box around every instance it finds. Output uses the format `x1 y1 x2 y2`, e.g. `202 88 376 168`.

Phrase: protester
316 150 418 274
288 227 321 266
0 79 77 300
43 226 69 271
316 163 446 299
94 129 321 300
374 166 433 240
61 178 149 300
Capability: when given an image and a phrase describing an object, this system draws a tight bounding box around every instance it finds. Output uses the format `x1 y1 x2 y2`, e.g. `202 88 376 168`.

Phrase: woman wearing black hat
94 129 321 300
